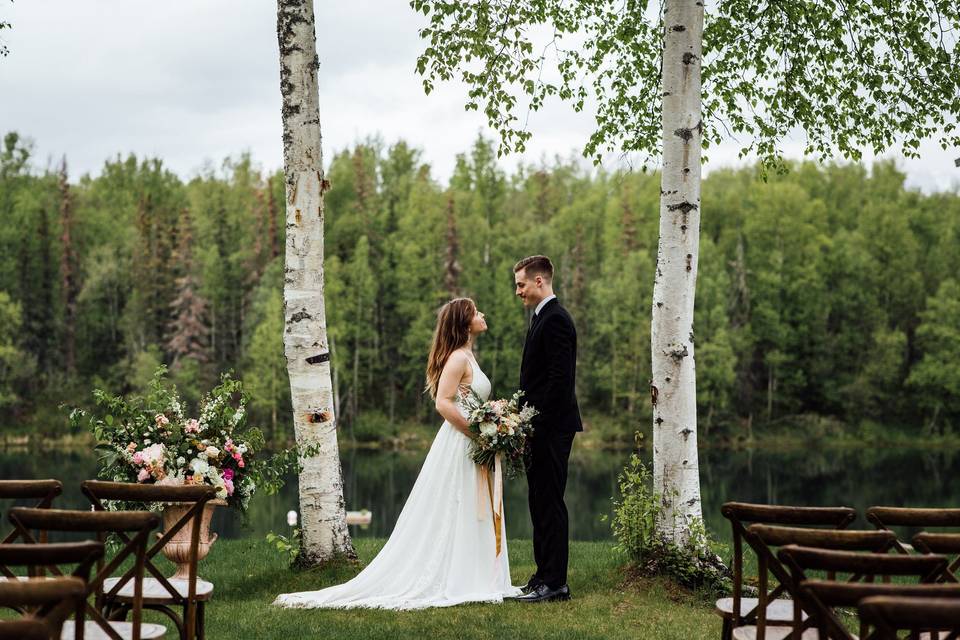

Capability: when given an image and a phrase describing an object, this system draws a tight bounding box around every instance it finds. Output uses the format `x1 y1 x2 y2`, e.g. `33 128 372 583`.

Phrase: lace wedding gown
273 358 521 610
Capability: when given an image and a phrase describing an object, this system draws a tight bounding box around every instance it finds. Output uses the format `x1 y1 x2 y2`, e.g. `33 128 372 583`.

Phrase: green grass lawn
194 537 720 640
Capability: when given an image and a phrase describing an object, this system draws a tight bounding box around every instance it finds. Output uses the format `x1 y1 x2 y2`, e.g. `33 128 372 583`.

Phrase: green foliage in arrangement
70 366 311 513
2 131 960 442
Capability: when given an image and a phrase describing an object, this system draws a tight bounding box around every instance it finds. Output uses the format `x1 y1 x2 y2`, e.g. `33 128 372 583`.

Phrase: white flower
205 447 220 459
237 444 248 454
140 443 166 465
480 422 497 436
176 457 185 465
189 458 210 475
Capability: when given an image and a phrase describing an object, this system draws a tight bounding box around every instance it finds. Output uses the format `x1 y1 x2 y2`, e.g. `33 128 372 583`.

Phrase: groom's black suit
520 297 582 590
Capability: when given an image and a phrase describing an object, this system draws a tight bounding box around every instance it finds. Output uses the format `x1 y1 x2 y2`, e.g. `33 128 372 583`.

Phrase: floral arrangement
71 367 291 514
461 390 538 478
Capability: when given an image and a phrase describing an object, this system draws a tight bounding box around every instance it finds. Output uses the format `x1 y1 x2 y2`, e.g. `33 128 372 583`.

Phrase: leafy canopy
411 0 960 169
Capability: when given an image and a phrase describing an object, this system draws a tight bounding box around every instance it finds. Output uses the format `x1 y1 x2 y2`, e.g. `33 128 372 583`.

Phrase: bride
274 297 521 610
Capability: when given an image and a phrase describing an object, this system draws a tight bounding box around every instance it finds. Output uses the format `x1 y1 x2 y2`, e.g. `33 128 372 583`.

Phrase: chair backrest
8 507 159 640
0 577 87 640
783 544 954 640
82 481 216 640
867 507 960 553
858 594 960 639
0 540 103 583
802 581 960 640
0 480 62 546
913 532 960 584
720 502 856 625
744 525 897 638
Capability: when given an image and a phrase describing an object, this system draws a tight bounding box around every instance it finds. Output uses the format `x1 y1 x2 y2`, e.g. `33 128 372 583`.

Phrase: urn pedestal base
160 498 226 581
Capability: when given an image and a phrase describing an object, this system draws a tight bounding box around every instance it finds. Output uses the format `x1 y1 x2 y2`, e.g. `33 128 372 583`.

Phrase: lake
2 442 958 547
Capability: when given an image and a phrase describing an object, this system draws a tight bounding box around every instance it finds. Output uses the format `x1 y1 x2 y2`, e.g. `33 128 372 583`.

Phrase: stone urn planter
160 498 227 580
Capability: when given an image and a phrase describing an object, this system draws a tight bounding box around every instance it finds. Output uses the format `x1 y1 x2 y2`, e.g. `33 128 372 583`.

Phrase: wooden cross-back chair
0 540 103 613
83 481 216 640
0 577 88 640
859 595 960 640
0 480 62 547
782 544 952 640
8 507 165 640
913 533 960 584
717 502 857 640
731 525 898 640
866 508 960 555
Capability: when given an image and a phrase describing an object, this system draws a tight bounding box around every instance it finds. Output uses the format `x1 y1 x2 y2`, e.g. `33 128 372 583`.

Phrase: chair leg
196 602 205 640
720 617 732 640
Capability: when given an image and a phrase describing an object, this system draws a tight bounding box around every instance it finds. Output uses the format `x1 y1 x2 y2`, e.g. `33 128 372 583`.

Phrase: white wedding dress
273 358 521 610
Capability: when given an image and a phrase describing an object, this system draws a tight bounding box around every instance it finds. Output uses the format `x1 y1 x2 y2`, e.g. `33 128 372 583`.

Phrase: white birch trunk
276 0 355 563
651 0 704 545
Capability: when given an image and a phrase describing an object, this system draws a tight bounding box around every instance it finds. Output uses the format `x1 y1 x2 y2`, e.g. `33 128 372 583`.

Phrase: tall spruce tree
58 157 78 376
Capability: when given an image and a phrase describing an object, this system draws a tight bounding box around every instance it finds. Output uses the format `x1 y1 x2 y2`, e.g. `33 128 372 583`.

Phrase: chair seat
715 597 807 622
732 626 850 640
103 576 214 602
61 620 166 640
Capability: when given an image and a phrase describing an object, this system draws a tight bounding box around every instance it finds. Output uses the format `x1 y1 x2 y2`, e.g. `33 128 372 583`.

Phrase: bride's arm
435 351 473 437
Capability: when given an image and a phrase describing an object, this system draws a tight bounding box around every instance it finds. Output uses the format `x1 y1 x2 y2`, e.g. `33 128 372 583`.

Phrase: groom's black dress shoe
513 583 571 603
520 575 543 595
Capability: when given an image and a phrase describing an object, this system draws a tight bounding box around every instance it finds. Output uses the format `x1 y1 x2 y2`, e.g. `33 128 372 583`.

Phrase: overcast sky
2 1 958 192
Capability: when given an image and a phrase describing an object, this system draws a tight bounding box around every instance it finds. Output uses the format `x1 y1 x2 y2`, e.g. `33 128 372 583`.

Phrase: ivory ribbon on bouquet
477 454 504 557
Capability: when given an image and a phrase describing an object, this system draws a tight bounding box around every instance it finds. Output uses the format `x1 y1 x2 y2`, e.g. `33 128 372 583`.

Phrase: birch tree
411 0 960 543
276 0 355 564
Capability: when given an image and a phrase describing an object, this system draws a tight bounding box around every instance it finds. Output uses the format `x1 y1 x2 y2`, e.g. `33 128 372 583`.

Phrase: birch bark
276 0 355 563
651 0 704 544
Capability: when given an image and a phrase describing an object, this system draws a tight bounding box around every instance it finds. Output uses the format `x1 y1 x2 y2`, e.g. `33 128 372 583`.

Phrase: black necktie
527 311 540 336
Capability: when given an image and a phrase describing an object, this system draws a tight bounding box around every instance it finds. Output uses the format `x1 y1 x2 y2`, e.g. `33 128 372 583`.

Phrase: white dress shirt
534 294 557 316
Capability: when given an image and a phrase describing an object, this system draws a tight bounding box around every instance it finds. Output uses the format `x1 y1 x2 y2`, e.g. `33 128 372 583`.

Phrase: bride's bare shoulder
443 349 469 370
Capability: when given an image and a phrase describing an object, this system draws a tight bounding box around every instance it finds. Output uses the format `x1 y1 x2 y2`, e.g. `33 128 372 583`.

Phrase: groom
512 255 582 603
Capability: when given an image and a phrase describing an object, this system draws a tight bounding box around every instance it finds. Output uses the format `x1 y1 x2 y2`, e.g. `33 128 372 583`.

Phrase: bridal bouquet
70 367 286 514
462 390 538 478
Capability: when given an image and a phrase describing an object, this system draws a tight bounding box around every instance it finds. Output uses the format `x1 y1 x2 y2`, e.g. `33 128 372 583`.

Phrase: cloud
1 0 956 193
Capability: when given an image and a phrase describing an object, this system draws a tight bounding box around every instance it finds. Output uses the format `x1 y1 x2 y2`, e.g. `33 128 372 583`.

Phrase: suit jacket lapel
521 312 540 366
522 301 554 367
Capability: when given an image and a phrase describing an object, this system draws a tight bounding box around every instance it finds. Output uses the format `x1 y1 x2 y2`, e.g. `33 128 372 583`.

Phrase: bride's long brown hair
425 298 476 399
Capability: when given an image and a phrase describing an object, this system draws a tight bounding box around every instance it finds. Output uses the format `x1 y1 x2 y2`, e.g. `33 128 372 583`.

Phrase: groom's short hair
514 255 554 282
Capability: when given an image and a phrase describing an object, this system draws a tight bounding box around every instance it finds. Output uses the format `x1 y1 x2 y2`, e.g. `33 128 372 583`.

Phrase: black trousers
527 430 576 589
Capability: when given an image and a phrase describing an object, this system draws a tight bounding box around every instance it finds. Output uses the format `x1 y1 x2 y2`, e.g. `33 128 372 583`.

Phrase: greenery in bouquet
462 389 537 478
70 366 305 514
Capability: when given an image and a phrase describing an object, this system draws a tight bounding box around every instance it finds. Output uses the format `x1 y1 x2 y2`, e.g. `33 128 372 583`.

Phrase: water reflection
1 444 957 544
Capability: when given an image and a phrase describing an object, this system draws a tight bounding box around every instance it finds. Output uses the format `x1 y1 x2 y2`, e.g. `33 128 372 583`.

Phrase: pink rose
154 414 170 427
126 442 137 452
238 459 245 468
224 478 234 496
222 468 234 481
132 452 144 465
137 468 151 482
184 419 200 434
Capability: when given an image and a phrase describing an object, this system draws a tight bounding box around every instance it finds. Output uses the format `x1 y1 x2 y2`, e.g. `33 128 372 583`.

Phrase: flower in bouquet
464 389 538 478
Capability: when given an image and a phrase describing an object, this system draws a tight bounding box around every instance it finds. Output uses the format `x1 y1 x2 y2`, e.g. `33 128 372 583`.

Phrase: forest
2 130 959 445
